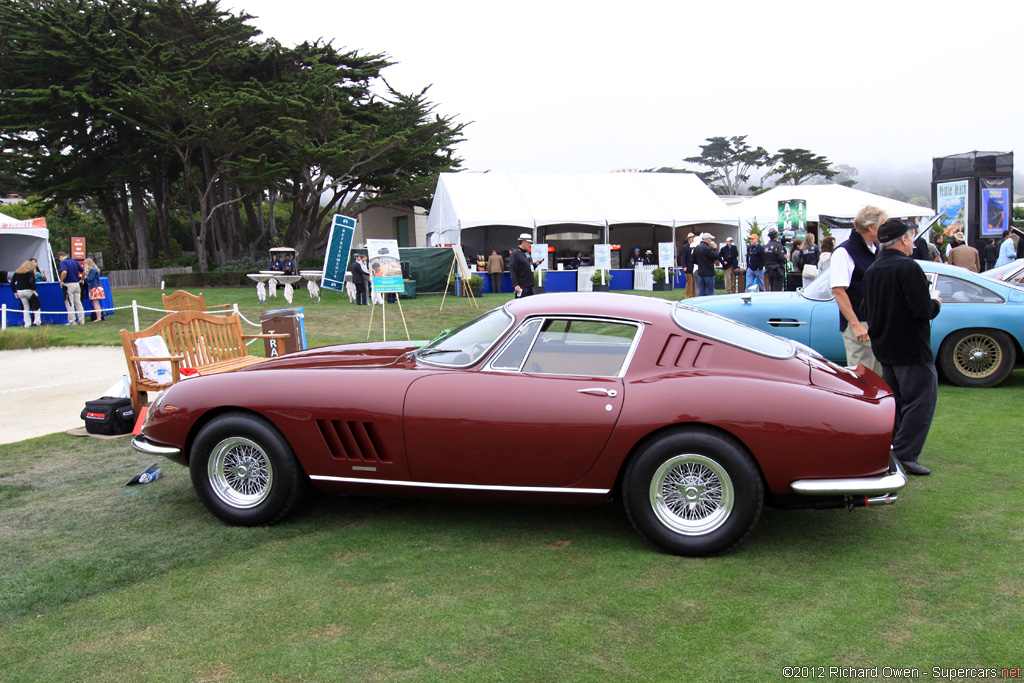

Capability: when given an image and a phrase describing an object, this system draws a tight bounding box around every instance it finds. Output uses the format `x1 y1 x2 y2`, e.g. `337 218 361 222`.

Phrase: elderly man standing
693 233 719 296
680 233 697 298
994 229 1018 267
865 219 942 476
948 232 980 272
509 233 543 297
830 205 885 375
719 236 739 293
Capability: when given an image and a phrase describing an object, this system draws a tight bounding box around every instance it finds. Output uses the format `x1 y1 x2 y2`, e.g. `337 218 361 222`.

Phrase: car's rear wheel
190 412 307 525
939 329 1015 388
623 429 763 557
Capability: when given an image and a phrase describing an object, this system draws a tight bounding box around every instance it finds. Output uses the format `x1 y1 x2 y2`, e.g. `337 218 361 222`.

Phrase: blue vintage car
687 260 1024 388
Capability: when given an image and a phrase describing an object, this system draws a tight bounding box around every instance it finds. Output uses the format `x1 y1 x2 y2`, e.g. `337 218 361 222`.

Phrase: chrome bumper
131 433 182 458
790 455 907 497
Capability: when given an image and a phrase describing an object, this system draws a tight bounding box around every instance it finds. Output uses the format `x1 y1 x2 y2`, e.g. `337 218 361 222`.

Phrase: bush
590 270 609 285
164 271 254 288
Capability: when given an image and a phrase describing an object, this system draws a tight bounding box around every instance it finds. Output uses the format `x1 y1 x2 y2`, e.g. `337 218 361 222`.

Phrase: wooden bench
120 310 287 413
162 290 233 313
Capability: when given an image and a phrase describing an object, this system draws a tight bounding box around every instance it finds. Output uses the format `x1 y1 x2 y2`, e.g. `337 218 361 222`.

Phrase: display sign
366 239 404 293
980 182 1010 237
531 243 548 271
777 200 806 236
936 180 969 238
71 236 87 261
658 242 674 268
320 215 355 292
594 244 611 270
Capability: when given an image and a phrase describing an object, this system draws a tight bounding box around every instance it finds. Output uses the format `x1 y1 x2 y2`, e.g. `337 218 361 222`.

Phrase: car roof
504 292 675 322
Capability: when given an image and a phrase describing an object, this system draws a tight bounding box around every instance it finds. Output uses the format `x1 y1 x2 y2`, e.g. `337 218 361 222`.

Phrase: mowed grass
1 286 1022 681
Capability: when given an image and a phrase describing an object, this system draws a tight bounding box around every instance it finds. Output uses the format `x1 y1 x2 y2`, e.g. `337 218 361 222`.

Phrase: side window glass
490 319 542 371
522 319 638 376
936 274 1004 304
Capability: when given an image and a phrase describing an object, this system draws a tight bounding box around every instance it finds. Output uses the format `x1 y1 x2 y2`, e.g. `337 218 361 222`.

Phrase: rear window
672 303 796 359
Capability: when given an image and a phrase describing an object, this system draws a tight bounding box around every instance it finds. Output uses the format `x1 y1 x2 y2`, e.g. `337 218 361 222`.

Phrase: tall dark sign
931 151 1014 246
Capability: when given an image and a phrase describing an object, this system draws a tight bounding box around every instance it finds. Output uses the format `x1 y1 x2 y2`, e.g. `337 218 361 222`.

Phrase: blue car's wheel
939 329 1015 388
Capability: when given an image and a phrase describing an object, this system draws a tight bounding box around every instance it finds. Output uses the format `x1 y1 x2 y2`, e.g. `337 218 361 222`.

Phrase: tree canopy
0 0 464 270
683 136 769 195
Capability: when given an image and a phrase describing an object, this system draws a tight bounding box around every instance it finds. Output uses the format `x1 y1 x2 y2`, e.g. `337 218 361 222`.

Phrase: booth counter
2 277 113 326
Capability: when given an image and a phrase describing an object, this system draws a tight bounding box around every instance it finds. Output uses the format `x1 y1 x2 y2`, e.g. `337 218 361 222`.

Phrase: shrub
590 270 609 285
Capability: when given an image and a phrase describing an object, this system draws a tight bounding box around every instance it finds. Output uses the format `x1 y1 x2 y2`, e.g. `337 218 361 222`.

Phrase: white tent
426 173 740 256
0 213 56 282
730 185 935 234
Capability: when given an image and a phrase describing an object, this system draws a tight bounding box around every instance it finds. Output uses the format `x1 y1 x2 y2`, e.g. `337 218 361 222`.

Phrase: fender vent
316 420 391 463
657 334 713 368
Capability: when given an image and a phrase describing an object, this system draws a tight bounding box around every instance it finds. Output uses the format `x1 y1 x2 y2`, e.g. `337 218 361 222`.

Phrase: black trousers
490 273 502 293
766 268 784 292
882 362 938 464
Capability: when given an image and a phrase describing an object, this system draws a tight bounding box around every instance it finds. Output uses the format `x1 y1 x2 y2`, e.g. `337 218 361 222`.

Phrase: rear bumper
789 455 907 497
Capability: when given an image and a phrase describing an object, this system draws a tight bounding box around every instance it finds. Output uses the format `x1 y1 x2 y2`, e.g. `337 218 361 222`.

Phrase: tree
683 136 770 195
763 148 838 186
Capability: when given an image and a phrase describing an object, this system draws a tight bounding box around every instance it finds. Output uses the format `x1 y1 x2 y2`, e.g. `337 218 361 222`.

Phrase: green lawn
1 287 1022 681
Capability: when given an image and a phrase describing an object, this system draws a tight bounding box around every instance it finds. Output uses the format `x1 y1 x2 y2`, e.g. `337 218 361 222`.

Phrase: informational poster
366 239 404 293
594 244 611 270
981 185 1010 237
320 214 355 292
531 243 548 271
658 242 674 268
71 236 87 261
777 200 806 238
936 180 969 238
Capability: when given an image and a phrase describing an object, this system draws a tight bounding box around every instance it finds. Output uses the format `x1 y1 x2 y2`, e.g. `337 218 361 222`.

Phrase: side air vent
315 420 391 463
657 334 714 369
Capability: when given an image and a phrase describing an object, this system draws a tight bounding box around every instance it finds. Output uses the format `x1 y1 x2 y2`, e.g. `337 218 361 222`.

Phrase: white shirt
829 241 876 289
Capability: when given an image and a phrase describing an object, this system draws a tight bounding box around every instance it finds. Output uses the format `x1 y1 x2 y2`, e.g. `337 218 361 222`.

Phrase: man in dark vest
763 228 786 292
830 205 885 375
865 219 942 476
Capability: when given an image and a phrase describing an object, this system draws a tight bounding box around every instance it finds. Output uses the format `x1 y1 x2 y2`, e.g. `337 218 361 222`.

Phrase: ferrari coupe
133 293 906 557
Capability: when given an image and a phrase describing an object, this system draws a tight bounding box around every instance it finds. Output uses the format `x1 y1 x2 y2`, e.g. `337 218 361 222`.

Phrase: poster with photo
981 187 1009 237
365 238 404 293
936 180 969 237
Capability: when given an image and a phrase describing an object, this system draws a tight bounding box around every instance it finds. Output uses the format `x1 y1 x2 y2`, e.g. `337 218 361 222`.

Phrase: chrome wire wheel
952 333 1002 379
650 454 734 536
208 436 274 509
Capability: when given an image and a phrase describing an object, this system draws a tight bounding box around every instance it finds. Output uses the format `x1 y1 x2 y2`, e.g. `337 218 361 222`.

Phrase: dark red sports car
133 293 906 556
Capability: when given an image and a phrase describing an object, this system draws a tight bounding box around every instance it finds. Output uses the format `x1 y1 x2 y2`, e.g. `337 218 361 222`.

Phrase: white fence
106 267 193 289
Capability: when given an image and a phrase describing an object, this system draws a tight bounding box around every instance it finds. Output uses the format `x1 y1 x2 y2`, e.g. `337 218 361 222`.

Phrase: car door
403 317 639 488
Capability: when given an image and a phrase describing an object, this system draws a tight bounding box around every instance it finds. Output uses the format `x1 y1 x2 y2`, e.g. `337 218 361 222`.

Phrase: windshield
800 261 835 302
981 259 1024 285
415 307 514 367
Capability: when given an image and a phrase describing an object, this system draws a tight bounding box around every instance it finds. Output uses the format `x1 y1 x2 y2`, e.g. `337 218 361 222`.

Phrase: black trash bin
260 308 307 358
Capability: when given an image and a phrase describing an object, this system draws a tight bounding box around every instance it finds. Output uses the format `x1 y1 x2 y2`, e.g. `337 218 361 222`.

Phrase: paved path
0 347 127 444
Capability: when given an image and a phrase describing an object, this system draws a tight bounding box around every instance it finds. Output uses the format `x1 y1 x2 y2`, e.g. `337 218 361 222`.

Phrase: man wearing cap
719 236 739 293
830 205 885 375
763 228 786 292
693 233 719 296
509 233 543 297
744 232 765 292
865 219 942 476
680 233 696 298
948 232 980 272
994 229 1017 267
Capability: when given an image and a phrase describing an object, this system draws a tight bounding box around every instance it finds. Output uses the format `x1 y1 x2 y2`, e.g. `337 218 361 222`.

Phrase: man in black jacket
719 237 739 293
865 219 942 476
693 233 720 296
763 228 786 291
509 233 542 297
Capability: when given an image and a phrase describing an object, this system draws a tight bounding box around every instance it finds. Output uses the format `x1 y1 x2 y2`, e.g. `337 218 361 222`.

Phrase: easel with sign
440 247 479 312
364 239 410 342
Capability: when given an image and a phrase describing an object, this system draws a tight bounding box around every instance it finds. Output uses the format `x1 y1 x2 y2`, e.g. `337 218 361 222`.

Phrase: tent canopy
0 213 55 281
730 185 935 232
426 172 740 248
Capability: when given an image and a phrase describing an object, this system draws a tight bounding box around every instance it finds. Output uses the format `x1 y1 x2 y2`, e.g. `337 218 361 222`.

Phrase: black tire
938 328 1016 388
190 412 308 526
622 429 763 557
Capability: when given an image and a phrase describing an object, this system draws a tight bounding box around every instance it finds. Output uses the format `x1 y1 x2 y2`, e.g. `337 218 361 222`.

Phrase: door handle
577 387 618 397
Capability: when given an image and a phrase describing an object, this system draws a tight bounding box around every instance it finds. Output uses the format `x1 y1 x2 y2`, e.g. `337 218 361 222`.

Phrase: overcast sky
227 0 1021 180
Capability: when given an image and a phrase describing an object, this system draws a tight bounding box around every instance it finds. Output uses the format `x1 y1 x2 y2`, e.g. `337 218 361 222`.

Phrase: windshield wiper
417 347 462 357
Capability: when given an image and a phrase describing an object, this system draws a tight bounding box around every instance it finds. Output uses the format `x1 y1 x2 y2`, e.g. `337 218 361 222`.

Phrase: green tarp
350 247 455 294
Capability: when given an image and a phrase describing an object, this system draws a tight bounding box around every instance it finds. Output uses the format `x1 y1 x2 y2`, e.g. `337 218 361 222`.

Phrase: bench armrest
126 354 186 363
241 333 290 340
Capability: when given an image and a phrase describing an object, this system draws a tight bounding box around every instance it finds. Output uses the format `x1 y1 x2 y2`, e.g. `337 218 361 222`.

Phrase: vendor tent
0 213 56 281
426 173 740 260
730 185 934 232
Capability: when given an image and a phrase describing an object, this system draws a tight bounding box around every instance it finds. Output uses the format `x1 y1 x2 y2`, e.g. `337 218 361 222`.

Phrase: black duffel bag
81 397 135 435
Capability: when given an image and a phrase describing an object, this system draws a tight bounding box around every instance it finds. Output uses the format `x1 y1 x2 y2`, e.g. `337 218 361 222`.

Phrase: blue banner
321 215 356 292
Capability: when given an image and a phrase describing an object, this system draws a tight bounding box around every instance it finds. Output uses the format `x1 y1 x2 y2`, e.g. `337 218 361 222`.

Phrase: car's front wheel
939 328 1016 388
623 429 763 557
190 412 307 526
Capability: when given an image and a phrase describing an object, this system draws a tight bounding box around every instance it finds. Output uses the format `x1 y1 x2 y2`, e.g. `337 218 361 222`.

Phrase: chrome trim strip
308 474 609 495
131 434 182 458
790 456 907 496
